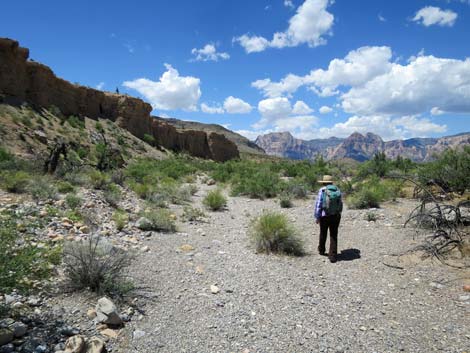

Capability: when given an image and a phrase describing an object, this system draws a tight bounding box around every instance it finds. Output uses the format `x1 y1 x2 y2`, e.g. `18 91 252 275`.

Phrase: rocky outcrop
255 131 469 162
0 38 239 161
159 117 265 155
328 132 384 161
255 132 343 160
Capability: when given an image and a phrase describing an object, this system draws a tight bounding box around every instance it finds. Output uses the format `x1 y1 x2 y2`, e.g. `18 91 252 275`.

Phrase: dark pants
318 214 341 258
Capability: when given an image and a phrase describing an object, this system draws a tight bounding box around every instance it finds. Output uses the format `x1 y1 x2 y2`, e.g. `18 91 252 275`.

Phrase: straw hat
317 175 334 184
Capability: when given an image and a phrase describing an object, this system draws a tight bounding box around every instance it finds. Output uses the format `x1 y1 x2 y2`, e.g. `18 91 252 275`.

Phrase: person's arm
314 188 323 222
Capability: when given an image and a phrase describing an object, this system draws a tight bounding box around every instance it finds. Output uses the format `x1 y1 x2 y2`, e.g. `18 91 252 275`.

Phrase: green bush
279 195 293 208
0 211 58 293
348 189 381 209
88 170 111 190
112 210 129 231
365 212 377 222
0 170 30 193
203 189 227 211
66 115 85 129
418 146 470 194
138 208 177 232
65 193 82 210
231 169 281 199
249 211 304 256
280 179 309 199
28 176 58 201
63 236 134 296
103 183 122 208
143 133 155 145
347 177 403 209
182 206 206 222
56 181 75 193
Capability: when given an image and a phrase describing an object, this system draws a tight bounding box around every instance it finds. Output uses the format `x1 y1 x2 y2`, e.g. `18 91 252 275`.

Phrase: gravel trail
114 186 470 353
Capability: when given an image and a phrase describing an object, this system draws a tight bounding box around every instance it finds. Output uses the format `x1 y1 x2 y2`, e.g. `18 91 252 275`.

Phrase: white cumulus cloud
341 55 470 116
319 105 333 114
201 103 224 114
96 82 105 90
200 97 252 115
234 0 334 53
292 100 314 114
223 96 253 114
191 43 230 62
412 6 458 27
252 46 392 97
123 64 201 111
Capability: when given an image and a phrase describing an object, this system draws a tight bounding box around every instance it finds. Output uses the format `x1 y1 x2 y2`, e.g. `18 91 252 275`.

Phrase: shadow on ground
337 248 361 261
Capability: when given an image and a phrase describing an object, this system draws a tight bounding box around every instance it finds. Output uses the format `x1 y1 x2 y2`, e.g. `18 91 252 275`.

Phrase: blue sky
1 0 469 141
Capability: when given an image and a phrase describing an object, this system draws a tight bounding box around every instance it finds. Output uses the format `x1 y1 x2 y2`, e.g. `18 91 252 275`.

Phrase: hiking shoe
329 256 337 263
319 251 326 256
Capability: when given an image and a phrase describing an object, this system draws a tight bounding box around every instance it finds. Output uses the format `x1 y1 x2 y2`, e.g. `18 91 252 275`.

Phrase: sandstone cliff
0 38 239 162
156 117 265 155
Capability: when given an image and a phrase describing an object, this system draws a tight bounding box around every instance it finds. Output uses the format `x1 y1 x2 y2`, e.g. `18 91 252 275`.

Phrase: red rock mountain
0 38 239 161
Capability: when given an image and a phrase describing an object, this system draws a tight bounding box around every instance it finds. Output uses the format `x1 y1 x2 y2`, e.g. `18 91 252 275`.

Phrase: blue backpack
322 185 343 216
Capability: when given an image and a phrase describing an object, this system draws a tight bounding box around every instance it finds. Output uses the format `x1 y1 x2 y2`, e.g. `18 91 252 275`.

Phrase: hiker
314 175 343 263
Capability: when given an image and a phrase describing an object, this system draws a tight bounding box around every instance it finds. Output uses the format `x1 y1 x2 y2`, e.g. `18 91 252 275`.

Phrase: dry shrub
63 236 134 296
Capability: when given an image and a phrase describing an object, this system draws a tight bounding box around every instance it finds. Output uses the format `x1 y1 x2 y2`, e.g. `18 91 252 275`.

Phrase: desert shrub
103 183 122 208
28 176 58 201
66 115 85 129
0 210 57 293
110 169 125 186
365 212 377 222
63 171 88 186
231 169 281 199
203 189 227 211
0 170 30 193
56 181 75 193
147 193 169 208
187 184 199 195
62 236 134 296
418 146 470 194
112 210 128 231
65 210 83 222
130 182 152 200
249 211 304 256
279 194 293 208
138 208 177 232
88 170 111 190
280 179 309 199
143 133 155 145
348 189 381 209
65 193 82 210
347 177 403 209
182 206 206 222
184 174 196 184
125 157 197 183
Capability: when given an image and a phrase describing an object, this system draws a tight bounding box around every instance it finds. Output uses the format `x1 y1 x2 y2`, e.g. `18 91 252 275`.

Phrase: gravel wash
113 187 470 353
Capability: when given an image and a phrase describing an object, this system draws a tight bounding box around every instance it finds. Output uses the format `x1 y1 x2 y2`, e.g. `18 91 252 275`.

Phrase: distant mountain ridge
255 131 470 162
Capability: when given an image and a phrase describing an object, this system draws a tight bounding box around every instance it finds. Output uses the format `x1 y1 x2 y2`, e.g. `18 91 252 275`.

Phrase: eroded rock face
0 38 239 161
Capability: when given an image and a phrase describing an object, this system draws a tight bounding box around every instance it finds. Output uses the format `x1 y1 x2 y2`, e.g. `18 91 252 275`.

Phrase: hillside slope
0 37 239 161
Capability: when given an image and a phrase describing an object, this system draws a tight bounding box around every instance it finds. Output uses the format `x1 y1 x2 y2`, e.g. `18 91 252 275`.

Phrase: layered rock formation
255 131 470 162
157 117 265 155
255 132 343 160
0 38 239 161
